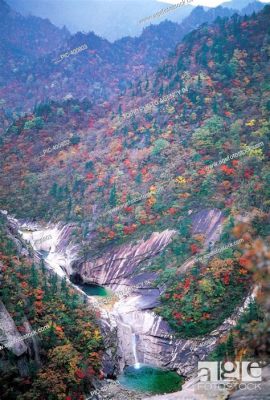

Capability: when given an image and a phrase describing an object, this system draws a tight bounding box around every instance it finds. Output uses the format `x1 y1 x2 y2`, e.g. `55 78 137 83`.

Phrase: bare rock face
191 208 224 245
75 229 177 372
77 229 176 286
0 301 27 356
18 221 80 276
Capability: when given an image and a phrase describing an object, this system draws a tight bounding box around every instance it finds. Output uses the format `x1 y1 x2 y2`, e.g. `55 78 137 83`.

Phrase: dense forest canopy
0 1 269 399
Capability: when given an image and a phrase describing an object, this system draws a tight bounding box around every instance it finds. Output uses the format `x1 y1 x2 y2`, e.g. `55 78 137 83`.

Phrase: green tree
152 139 169 156
226 333 235 358
118 104 122 116
109 184 117 207
85 161 94 171
30 264 39 289
70 136 80 145
135 173 142 184
50 183 58 198
61 277 68 294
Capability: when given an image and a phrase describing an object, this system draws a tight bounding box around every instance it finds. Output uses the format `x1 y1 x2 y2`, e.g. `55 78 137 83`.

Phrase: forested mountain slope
0 4 270 400
0 0 69 87
6 0 193 41
0 0 262 113
1 5 269 337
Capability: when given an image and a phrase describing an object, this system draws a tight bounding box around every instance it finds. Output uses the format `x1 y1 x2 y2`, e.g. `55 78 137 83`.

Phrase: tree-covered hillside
1 6 269 338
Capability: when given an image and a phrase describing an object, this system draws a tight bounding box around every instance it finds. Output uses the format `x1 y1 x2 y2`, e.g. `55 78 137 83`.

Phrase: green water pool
118 365 183 394
77 283 110 297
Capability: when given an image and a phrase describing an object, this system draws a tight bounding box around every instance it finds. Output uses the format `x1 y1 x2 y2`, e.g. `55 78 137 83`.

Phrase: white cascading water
132 333 140 369
17 223 79 278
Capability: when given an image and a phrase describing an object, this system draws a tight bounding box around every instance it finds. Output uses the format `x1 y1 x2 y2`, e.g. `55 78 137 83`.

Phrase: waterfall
132 333 140 369
116 314 141 369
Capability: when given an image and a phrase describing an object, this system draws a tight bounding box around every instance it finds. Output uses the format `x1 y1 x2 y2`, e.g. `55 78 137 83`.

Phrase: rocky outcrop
18 221 80 277
111 287 255 376
23 320 41 366
74 229 177 373
0 301 27 356
77 229 176 287
191 208 224 245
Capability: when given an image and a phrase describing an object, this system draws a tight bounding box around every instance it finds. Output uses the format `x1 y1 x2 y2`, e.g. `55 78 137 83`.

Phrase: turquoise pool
118 364 183 394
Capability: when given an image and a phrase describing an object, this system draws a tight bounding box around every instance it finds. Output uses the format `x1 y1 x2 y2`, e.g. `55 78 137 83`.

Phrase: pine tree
30 264 39 289
109 184 117 207
197 74 202 89
182 103 187 120
70 294 79 310
56 186 63 201
248 301 260 322
226 333 235 359
41 259 46 275
50 183 58 198
67 197 72 219
61 277 67 293
47 325 58 347
213 98 218 114
43 278 49 301
145 78 149 91
118 104 122 116
135 173 142 184
158 84 164 97
127 193 132 204
49 274 58 295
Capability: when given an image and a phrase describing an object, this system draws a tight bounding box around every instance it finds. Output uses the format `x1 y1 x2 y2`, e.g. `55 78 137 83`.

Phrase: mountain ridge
0 0 265 113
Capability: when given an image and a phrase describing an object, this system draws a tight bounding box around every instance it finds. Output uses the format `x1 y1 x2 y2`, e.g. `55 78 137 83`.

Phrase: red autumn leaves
220 165 235 175
223 271 230 285
123 224 137 235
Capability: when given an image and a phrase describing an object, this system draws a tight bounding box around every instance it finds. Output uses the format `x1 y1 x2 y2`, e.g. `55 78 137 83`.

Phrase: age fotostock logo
197 361 262 392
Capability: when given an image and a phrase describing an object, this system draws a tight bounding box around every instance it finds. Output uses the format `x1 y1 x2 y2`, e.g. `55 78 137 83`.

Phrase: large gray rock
229 365 270 400
191 209 224 245
0 301 27 356
77 229 176 286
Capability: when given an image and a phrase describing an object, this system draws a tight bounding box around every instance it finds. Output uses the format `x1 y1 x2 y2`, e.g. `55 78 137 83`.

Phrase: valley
0 0 269 398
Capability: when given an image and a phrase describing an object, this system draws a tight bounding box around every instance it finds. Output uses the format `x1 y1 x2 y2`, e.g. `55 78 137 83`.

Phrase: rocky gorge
0 208 257 399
